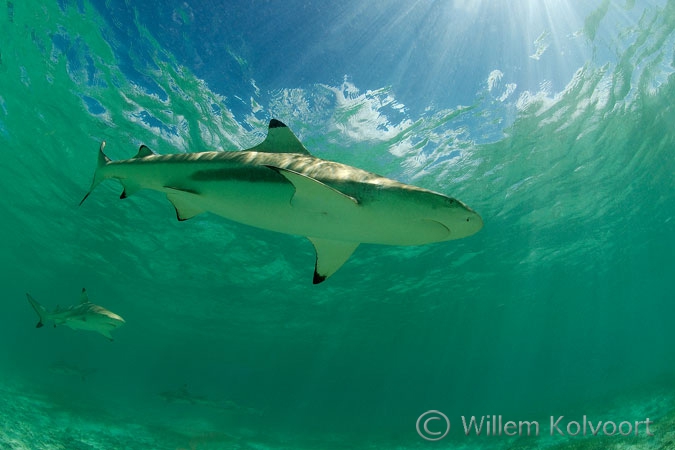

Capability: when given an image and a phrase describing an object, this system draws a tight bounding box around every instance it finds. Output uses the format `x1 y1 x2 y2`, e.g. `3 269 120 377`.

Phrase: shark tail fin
79 141 111 206
26 293 47 328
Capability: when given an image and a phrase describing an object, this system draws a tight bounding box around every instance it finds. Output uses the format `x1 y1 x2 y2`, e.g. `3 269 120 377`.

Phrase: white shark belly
156 180 451 245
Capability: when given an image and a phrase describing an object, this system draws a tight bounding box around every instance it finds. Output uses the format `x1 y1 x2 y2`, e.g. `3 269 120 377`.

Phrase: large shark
81 119 483 283
26 288 125 340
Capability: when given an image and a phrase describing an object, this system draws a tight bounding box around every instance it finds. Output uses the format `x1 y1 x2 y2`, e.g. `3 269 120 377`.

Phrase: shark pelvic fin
266 166 358 211
165 187 205 221
133 145 157 159
251 119 311 155
308 238 359 284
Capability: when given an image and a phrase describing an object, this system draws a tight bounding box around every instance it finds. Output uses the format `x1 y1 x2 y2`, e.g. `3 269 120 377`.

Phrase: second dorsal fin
80 288 90 304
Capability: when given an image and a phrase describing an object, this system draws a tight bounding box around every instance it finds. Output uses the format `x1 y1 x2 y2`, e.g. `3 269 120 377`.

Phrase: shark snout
437 207 483 240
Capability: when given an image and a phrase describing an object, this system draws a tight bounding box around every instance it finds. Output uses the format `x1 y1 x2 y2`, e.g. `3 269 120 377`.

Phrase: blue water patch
6 1 14 23
56 0 85 14
50 32 71 63
81 95 106 115
132 109 178 137
0 95 8 138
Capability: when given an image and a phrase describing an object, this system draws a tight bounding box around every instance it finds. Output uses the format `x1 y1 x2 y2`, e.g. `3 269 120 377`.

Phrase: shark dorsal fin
251 119 311 155
80 288 90 304
134 145 157 159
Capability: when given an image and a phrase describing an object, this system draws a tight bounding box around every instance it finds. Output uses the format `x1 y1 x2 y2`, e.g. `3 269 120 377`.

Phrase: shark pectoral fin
308 237 359 284
165 187 205 221
418 219 451 240
100 330 113 340
120 179 142 199
267 166 358 211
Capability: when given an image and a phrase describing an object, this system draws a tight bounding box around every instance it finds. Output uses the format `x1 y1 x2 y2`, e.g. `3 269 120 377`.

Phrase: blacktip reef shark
26 288 125 340
80 119 483 283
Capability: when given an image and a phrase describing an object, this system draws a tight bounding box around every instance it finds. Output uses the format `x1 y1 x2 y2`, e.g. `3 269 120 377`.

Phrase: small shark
81 119 483 283
159 384 261 415
48 361 98 381
26 288 125 340
159 384 224 408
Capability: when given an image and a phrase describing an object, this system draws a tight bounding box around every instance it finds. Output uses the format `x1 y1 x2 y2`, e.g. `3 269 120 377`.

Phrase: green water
1 0 674 448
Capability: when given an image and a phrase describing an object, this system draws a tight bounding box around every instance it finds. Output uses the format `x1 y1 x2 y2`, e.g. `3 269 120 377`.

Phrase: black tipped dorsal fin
250 119 311 155
134 145 156 159
80 288 90 304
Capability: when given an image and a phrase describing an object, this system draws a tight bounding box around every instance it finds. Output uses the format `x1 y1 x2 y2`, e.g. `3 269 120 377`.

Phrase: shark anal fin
165 187 205 221
308 237 359 284
251 120 311 155
36 321 43 328
266 166 358 212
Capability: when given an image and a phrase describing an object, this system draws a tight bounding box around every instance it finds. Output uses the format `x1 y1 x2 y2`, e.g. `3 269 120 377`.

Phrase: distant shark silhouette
159 384 220 408
26 288 125 340
159 384 262 415
81 119 483 283
48 360 98 381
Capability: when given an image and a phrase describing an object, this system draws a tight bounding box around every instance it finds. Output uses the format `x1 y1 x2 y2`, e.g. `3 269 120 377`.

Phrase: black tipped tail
26 293 47 329
80 141 111 206
79 192 91 206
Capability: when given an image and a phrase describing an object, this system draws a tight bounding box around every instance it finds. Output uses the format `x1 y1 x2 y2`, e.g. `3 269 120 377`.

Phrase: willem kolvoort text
461 415 654 437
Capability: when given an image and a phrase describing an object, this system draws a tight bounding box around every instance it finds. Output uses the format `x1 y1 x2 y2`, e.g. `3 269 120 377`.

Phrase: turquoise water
1 0 674 448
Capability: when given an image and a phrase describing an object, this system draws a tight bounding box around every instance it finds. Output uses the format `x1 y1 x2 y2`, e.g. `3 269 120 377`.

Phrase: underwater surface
1 0 674 448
